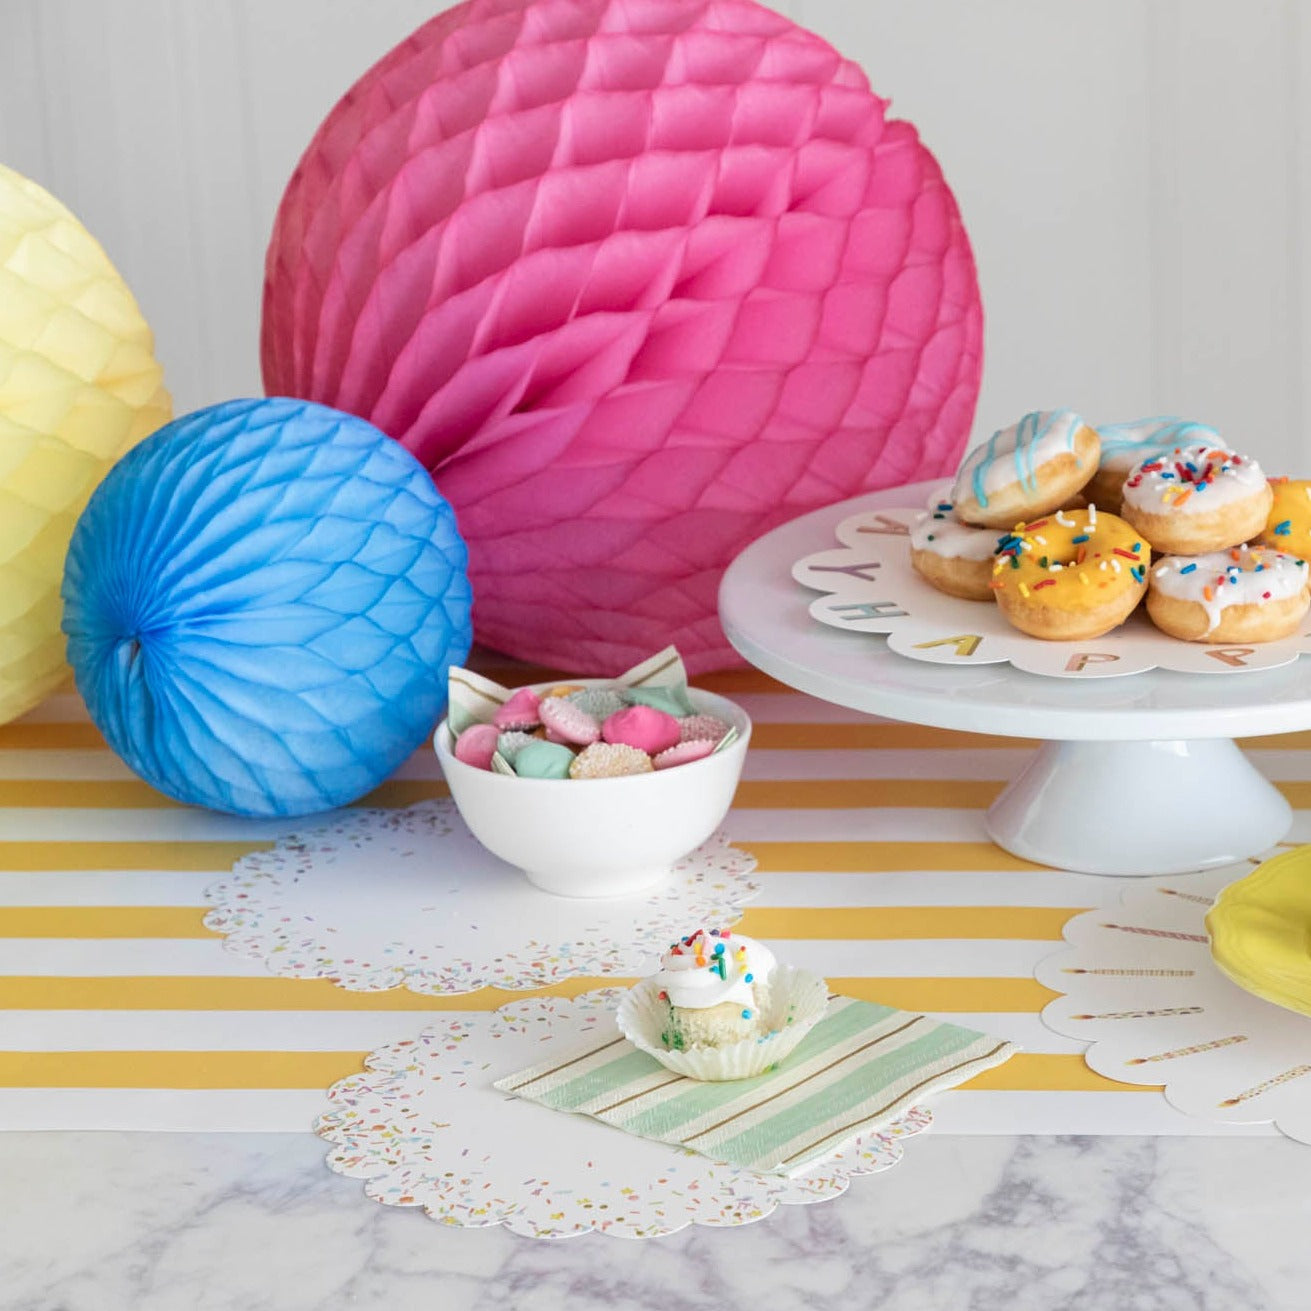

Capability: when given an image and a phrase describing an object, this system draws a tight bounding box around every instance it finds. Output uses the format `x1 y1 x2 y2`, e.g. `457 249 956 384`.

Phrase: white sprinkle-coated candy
568 742 654 779
495 730 539 766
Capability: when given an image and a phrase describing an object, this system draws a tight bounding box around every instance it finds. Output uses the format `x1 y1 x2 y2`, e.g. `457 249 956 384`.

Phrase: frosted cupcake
617 927 827 1080
654 928 774 1050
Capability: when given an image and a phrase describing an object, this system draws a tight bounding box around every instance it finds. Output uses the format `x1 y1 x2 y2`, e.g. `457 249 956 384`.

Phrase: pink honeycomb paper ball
262 0 983 674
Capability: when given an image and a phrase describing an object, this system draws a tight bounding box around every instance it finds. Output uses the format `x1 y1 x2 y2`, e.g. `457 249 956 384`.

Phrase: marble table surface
6 1131 1310 1310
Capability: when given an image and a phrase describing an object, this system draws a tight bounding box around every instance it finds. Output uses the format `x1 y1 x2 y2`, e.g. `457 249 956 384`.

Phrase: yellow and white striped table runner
1 659 1300 1134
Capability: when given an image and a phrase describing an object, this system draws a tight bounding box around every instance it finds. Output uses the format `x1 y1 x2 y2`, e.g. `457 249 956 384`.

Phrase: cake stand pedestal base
985 738 1291 875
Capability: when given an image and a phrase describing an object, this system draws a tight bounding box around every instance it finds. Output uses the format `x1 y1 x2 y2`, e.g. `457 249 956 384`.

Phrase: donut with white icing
1119 443 1272 554
1085 417 1221 514
951 410 1100 529
1147 545 1310 642
990 504 1148 640
910 499 1002 601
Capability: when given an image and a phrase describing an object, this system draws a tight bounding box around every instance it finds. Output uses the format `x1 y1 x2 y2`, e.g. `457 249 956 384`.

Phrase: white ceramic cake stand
719 484 1311 876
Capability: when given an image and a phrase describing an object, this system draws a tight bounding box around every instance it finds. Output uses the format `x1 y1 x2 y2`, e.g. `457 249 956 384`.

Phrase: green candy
622 684 696 717
512 740 576 780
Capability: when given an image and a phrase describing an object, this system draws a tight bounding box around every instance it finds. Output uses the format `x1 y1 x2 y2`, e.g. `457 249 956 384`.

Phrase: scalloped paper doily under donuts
203 799 758 993
794 506 1311 679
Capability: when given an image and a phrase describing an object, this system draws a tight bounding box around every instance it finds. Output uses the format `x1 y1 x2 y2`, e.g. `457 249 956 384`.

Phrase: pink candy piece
537 695 602 746
602 705 681 756
453 723 500 770
493 686 541 731
679 714 732 744
653 738 716 770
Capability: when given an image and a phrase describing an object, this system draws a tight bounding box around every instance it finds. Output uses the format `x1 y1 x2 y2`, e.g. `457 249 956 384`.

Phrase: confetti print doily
316 990 930 1239
1036 865 1311 1142
204 800 758 993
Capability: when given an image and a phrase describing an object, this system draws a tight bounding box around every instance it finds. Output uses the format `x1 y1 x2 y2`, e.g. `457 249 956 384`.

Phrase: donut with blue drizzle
951 410 1100 529
1084 417 1221 513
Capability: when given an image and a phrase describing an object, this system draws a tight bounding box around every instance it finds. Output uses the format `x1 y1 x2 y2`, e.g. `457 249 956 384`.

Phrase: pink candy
653 738 716 770
538 695 602 746
602 705 681 755
453 679 735 778
679 713 731 744
493 686 541 731
453 723 500 770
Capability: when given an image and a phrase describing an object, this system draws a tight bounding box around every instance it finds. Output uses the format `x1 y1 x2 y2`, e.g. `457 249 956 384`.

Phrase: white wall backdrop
2 0 1308 470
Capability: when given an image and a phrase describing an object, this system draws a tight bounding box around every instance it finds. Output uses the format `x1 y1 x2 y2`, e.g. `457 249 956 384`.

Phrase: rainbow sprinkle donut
909 499 1003 601
1147 545 1310 642
990 505 1148 640
1086 417 1221 513
1119 443 1272 554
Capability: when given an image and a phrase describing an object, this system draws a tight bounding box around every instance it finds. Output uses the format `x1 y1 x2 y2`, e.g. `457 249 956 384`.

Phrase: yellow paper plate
1206 847 1311 1017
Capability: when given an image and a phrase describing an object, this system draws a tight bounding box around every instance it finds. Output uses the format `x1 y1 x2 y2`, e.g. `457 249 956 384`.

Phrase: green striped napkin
495 997 1017 1176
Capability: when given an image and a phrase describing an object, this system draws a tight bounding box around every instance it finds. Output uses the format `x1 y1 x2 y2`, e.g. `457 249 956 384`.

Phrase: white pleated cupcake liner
615 965 829 1081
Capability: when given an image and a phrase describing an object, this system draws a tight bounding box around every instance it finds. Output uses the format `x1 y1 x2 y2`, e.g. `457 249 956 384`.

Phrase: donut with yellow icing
1258 478 1311 560
909 500 1001 601
952 410 1100 529
1119 443 1272 554
1147 545 1310 642
990 505 1148 640
1085 417 1221 514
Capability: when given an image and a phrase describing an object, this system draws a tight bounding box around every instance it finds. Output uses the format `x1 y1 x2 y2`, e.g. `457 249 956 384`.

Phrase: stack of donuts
910 411 1311 642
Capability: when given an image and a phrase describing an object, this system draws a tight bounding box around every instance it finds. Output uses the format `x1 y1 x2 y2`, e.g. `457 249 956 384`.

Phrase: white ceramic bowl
434 683 751 897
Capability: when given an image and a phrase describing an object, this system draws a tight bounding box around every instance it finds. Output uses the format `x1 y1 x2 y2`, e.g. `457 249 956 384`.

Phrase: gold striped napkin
495 998 1018 1176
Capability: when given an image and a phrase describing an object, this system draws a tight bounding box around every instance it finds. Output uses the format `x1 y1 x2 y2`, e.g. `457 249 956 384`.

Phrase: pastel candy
512 740 576 780
493 686 541 731
453 723 499 770
603 705 681 756
678 714 732 744
569 742 654 780
623 685 697 717
495 730 538 766
653 739 716 770
538 696 602 746
567 687 627 721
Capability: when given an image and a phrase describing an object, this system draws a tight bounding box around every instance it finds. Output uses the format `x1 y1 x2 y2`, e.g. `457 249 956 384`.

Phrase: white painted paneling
2 0 1309 471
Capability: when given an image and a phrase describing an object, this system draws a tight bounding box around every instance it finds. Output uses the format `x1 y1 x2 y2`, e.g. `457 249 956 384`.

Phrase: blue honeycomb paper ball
62 397 473 817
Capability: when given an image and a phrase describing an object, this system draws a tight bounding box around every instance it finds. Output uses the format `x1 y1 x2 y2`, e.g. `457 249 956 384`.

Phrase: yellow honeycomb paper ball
0 164 170 724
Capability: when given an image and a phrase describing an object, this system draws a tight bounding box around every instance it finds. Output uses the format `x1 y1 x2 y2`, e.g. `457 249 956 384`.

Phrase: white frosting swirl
1150 545 1308 634
910 506 1002 561
1121 443 1266 516
653 929 774 1011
